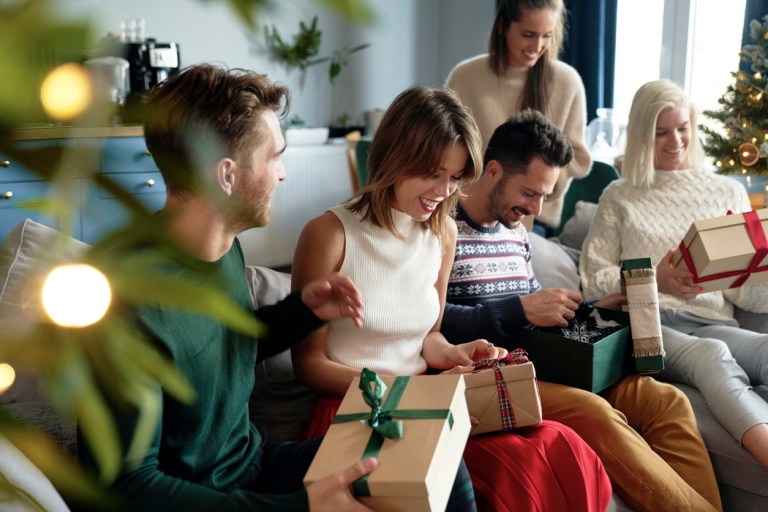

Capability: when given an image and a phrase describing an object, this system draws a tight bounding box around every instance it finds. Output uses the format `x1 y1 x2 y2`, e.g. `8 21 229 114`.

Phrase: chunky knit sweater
445 54 591 228
326 204 441 376
580 169 768 322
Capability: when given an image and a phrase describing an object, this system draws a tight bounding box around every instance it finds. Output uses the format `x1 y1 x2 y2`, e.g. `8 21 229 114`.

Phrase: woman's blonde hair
488 0 566 113
349 85 483 242
623 79 704 189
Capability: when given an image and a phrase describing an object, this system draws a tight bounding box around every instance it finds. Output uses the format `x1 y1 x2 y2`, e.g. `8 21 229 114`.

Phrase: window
613 0 747 131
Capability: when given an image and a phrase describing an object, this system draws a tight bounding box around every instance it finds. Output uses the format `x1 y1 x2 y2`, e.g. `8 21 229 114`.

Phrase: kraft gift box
672 208 768 293
504 308 633 394
303 371 470 512
463 358 542 436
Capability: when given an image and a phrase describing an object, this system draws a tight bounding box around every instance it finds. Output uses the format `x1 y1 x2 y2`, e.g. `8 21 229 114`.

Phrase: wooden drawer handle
145 179 155 187
0 160 9 168
2 191 12 199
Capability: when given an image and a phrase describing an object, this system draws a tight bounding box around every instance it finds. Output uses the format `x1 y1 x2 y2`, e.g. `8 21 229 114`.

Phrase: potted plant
268 15 369 142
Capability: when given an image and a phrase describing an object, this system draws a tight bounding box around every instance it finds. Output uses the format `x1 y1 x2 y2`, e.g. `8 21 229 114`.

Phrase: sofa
1 216 768 511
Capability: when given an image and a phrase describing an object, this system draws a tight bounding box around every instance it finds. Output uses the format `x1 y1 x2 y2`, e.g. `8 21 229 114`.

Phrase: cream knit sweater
580 169 768 322
445 54 591 228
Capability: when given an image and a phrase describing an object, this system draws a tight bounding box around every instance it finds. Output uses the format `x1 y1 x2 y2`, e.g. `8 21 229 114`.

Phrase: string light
0 363 15 393
42 264 111 327
40 63 93 121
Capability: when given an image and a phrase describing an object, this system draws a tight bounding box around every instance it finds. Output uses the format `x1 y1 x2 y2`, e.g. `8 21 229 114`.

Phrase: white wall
52 0 494 128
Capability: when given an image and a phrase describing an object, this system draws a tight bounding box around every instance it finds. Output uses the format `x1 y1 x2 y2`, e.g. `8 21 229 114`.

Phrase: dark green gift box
502 308 632 394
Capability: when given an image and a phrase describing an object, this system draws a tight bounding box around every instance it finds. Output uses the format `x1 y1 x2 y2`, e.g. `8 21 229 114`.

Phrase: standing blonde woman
581 79 768 472
446 0 591 234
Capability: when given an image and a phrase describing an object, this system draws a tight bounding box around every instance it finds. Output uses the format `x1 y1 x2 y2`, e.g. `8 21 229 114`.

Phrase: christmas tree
701 14 768 175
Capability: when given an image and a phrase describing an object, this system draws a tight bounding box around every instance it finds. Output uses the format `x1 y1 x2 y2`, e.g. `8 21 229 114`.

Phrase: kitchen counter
10 125 143 140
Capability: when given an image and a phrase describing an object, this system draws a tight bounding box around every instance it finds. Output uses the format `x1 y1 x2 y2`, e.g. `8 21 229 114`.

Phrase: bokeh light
0 363 15 394
42 264 111 327
40 63 93 121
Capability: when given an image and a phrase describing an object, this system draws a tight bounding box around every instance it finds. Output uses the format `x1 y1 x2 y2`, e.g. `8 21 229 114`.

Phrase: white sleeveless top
326 204 442 376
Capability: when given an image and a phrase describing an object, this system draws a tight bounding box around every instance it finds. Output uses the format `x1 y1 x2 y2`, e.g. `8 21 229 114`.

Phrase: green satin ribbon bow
331 368 455 496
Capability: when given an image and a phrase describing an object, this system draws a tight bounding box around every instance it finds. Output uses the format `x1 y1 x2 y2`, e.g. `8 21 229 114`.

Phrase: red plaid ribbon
472 349 530 431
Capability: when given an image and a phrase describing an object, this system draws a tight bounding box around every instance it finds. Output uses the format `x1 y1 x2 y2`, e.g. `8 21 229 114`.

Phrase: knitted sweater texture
442 205 536 344
327 204 441 376
580 169 768 321
101 240 321 512
445 54 591 228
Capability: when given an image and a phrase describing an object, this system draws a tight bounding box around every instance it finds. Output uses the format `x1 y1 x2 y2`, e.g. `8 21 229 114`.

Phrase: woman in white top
580 79 768 470
292 84 611 512
445 0 591 234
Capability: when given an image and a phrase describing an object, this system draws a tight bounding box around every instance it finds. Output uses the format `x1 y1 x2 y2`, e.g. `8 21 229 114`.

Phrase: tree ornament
738 142 760 166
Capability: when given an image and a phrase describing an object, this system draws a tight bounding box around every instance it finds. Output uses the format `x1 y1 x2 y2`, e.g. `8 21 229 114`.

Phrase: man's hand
302 273 364 328
655 249 701 300
520 288 581 327
307 457 378 512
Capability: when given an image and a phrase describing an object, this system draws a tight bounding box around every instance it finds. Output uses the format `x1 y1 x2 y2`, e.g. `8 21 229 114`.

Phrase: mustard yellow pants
538 375 722 512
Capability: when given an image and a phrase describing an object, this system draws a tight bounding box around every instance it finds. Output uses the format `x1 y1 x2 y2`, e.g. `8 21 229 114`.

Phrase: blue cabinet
78 137 166 243
1 130 166 244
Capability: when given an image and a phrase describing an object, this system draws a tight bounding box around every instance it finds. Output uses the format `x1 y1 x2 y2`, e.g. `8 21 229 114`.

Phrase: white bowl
284 127 329 146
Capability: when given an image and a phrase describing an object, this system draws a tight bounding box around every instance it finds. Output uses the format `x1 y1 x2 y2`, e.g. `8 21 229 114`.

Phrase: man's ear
485 160 504 182
216 158 237 196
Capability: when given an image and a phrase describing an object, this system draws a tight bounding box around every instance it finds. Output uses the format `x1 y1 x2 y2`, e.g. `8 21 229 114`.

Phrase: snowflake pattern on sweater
448 206 541 305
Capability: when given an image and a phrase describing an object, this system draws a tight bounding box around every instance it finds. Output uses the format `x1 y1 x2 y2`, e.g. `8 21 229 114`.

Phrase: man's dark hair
143 63 290 195
483 109 573 174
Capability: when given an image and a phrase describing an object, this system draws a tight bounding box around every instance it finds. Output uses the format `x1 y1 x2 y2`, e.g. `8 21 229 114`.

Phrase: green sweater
107 239 322 511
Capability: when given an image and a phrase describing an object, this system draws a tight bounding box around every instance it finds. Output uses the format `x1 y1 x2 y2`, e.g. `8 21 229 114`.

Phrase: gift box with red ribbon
672 208 768 293
463 350 542 436
303 369 470 512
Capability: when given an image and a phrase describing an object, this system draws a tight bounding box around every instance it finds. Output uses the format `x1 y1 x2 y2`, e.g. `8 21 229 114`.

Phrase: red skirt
300 395 611 512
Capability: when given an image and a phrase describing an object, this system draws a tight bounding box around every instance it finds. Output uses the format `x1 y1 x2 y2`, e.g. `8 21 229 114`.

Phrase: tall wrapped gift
621 258 665 373
303 369 470 512
463 350 542 435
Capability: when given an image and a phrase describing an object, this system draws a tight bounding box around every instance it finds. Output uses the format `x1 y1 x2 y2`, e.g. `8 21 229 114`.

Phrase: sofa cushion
0 220 85 456
529 232 581 292
673 383 768 510
245 266 316 444
557 200 598 252
0 434 71 512
0 219 89 320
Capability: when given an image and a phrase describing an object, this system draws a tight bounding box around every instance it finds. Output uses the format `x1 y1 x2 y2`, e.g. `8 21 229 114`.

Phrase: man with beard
77 63 379 512
440 109 724 512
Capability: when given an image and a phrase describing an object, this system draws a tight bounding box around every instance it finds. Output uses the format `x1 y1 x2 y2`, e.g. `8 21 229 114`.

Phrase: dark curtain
560 0 618 122
741 0 768 72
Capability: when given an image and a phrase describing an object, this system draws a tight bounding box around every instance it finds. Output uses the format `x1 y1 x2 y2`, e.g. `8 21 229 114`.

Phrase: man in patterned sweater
440 109 724 512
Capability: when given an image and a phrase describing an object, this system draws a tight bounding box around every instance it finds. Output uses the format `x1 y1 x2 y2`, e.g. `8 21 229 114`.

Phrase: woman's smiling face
504 7 556 68
654 106 691 171
393 143 467 222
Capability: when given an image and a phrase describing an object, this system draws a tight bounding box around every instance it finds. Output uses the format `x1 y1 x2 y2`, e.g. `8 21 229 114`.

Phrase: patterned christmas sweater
443 204 540 344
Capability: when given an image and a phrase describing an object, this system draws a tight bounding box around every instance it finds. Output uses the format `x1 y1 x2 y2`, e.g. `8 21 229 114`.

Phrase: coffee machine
122 39 181 95
94 31 181 123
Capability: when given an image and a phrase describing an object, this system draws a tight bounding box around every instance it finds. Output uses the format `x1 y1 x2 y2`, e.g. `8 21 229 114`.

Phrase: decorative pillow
246 266 317 443
0 219 89 319
0 434 71 512
557 201 599 251
529 232 581 292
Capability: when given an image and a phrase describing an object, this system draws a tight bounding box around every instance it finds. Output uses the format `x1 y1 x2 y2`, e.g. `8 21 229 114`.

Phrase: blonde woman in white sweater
445 0 590 234
580 79 768 470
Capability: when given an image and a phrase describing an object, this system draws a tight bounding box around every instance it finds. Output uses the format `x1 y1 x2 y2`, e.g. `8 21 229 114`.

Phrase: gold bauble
738 142 760 166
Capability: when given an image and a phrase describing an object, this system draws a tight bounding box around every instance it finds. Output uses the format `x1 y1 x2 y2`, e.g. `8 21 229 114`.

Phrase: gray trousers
657 309 768 443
